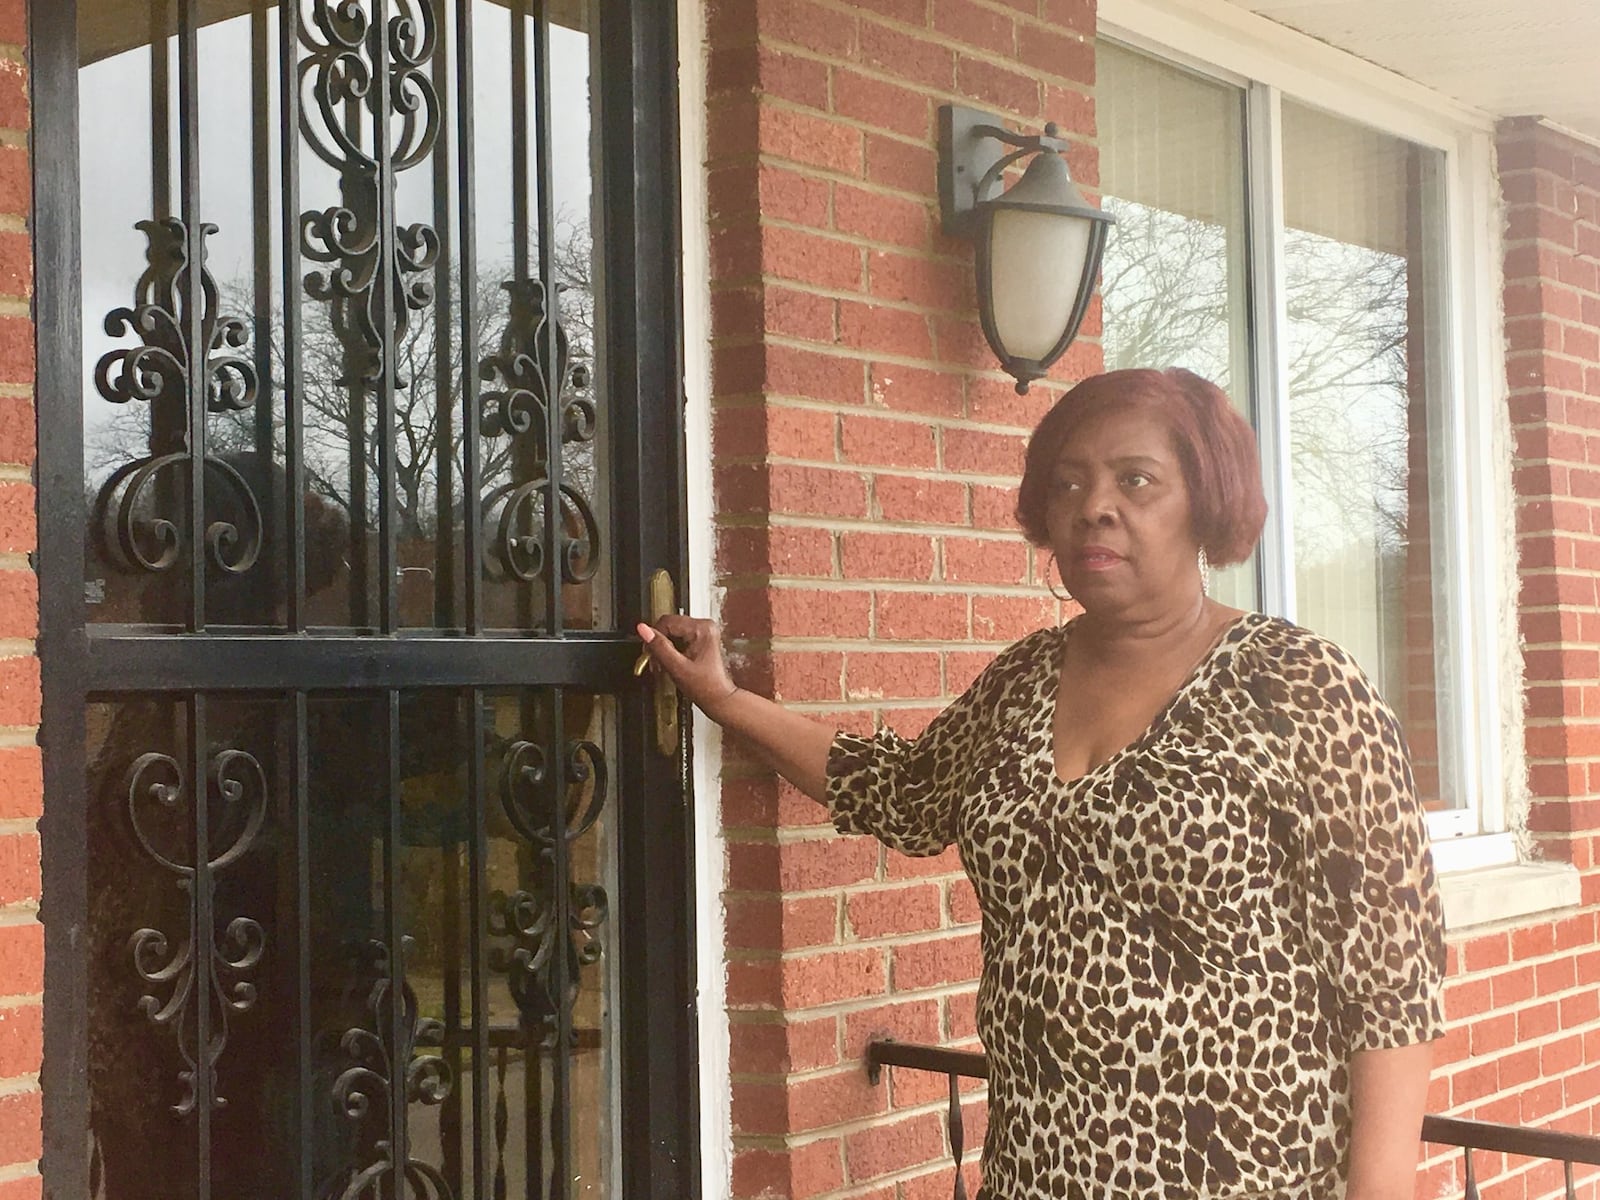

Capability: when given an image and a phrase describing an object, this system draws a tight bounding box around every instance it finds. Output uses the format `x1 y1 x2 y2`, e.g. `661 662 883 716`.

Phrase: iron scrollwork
489 737 610 1037
125 749 269 1116
298 0 442 389
479 279 601 586
323 939 456 1200
92 218 264 576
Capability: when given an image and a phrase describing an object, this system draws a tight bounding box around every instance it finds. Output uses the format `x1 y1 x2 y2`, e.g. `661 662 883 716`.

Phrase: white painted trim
677 0 731 1196
1098 0 1496 144
1244 81 1295 620
1430 830 1519 874
1439 860 1582 932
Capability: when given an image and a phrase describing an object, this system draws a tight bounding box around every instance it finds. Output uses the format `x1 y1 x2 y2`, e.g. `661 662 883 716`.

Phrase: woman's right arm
636 615 836 801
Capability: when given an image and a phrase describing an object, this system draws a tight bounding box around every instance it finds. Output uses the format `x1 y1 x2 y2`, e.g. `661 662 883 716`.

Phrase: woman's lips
1076 548 1124 571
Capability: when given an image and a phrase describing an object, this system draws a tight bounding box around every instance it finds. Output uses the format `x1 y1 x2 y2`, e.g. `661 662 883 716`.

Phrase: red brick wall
1412 117 1600 1200
703 0 1098 1194
0 0 38 1195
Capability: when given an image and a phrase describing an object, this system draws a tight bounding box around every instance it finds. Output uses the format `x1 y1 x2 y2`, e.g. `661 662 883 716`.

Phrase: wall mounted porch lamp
938 104 1116 394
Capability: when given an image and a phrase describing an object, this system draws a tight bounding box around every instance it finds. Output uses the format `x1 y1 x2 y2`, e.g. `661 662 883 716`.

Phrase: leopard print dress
825 612 1447 1200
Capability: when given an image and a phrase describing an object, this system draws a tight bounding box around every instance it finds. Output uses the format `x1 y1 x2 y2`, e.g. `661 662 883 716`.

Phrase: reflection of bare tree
1102 199 1235 387
1100 198 1414 563
87 216 598 543
1282 229 1410 561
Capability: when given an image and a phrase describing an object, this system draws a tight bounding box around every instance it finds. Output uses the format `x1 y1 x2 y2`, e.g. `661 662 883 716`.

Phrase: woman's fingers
635 616 734 708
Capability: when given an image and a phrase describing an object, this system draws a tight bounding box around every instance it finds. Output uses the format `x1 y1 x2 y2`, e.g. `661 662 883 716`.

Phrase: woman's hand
635 615 740 720
634 614 836 800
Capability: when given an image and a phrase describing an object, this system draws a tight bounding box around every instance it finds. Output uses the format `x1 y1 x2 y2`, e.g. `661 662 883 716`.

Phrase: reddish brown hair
1014 368 1267 566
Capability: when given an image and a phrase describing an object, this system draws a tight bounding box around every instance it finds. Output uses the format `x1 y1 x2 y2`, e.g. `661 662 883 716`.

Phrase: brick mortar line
727 931 977 961
1446 956 1600 991
715 393 1041 434
725 981 980 1021
730 1040 984 1087
1440 1038 1600 1080
0 1075 36 1098
0 731 36 750
721 458 1027 485
0 131 21 149
722 637 1027 654
725 581 1048 597
731 25 1096 106
0 640 33 657
716 576 1049 599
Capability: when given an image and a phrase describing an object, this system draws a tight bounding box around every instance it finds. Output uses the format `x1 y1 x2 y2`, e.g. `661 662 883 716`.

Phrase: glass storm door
34 2 695 1198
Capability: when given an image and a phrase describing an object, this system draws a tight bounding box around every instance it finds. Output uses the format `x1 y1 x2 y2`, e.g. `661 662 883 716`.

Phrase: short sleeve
1270 633 1448 1052
824 632 1042 857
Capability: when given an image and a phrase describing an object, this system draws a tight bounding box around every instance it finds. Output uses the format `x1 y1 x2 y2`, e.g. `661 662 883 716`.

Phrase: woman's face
1044 403 1201 613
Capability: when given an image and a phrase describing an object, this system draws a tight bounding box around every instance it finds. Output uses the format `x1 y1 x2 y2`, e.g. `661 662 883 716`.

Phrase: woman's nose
1075 481 1118 525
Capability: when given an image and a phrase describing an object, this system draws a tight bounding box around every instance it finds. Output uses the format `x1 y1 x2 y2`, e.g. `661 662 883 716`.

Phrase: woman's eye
1122 472 1151 488
1052 478 1080 493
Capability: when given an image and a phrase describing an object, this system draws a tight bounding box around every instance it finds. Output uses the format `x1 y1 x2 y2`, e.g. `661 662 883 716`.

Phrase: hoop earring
1046 554 1072 603
1198 547 1211 595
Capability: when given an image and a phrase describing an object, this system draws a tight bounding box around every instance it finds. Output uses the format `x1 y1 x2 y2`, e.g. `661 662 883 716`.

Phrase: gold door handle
640 568 678 758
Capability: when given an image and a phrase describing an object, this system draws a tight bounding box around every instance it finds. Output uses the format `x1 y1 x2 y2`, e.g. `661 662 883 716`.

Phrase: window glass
1281 100 1457 810
1098 43 1258 612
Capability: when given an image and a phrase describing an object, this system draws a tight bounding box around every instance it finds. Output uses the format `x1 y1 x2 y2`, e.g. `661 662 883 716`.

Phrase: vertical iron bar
293 692 314 1200
279 0 308 629
469 690 491 1198
386 691 406 1200
456 0 484 636
532 4 562 641
1564 1160 1576 1200
441 809 462 1191
190 695 213 1195
375 0 400 635
1462 1146 1478 1200
430 9 456 632
948 1072 966 1200
548 686 572 1199
178 0 207 634
251 5 276 495
34 0 92 1189
151 0 172 221
510 9 530 290
509 2 534 636
344 95 370 628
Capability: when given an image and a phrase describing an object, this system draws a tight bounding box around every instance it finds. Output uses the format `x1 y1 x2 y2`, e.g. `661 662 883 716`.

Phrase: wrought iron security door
34 2 694 1198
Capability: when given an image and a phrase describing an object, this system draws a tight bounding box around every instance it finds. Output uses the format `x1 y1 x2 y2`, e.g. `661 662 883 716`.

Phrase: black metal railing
866 1039 1600 1200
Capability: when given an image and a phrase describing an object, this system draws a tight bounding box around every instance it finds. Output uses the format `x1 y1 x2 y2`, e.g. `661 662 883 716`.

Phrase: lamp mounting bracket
938 104 1068 237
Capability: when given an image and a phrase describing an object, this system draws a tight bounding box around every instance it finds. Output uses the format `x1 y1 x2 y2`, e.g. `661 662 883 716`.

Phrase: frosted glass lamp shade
972 151 1113 393
985 209 1092 362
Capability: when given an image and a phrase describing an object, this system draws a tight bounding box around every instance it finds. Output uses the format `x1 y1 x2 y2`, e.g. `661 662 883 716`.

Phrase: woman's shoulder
1234 613 1386 709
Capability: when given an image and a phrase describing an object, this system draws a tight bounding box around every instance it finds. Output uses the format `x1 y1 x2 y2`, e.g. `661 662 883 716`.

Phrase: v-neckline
1044 610 1264 790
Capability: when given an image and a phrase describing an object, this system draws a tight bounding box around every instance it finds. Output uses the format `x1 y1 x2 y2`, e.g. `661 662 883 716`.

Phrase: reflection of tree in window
85 214 600 542
1283 232 1410 566
1101 199 1235 388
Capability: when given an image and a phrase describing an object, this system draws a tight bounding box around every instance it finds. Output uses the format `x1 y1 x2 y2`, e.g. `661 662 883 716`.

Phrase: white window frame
1099 0 1515 868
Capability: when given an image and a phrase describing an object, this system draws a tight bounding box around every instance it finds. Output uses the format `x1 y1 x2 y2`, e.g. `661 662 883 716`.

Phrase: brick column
0 0 39 1194
1501 118 1600 883
701 0 1099 1194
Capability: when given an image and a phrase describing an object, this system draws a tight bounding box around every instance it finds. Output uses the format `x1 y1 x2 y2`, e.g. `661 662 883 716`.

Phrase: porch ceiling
1228 0 1600 143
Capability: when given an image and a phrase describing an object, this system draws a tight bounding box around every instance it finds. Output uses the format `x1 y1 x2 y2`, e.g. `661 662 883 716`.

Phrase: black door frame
32 1 697 1195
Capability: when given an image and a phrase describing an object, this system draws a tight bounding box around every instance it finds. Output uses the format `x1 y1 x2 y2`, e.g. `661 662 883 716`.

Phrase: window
1097 36 1505 854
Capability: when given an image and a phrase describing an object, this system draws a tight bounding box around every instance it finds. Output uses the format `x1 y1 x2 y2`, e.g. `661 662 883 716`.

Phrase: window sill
1438 859 1582 933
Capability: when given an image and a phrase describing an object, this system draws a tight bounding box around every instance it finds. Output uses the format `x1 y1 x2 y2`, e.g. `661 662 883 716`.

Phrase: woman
639 368 1446 1199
